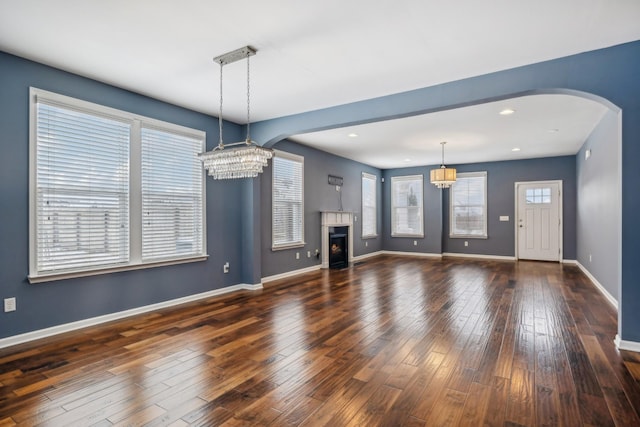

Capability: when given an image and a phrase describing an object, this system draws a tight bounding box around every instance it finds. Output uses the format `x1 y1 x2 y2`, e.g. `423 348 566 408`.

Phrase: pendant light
199 46 273 179
430 141 457 188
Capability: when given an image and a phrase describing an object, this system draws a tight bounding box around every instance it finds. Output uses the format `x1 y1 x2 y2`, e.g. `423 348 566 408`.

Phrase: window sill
28 255 209 284
362 234 378 239
449 235 488 239
272 242 306 251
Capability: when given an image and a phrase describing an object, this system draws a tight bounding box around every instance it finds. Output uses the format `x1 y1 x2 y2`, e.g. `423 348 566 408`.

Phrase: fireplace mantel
321 211 354 269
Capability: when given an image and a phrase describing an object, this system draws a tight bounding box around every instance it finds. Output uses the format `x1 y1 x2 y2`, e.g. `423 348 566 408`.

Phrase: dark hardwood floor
1 255 640 426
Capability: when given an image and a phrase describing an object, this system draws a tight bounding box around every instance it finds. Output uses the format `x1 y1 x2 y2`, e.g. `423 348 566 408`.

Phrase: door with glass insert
516 181 561 261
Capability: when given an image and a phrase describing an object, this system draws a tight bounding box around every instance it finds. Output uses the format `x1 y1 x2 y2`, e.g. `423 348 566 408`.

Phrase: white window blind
34 100 131 273
141 127 203 261
362 172 377 238
272 151 304 249
30 88 206 281
391 175 424 237
450 171 487 238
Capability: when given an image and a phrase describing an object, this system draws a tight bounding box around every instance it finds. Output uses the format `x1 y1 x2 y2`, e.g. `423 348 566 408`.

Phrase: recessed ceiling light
348 133 358 138
548 128 559 133
404 158 411 162
512 147 521 152
499 108 515 115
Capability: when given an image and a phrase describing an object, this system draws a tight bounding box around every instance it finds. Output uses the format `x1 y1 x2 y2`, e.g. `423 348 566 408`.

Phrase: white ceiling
1 0 638 168
290 94 609 168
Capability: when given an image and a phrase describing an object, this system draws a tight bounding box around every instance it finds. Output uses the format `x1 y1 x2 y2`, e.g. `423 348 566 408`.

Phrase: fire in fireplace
329 226 348 269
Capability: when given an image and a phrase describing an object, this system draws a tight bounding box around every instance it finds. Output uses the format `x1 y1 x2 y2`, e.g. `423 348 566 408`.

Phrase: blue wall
442 156 577 259
379 156 576 259
577 110 621 301
260 140 382 278
251 40 640 344
3 40 640 345
0 52 246 338
381 168 443 254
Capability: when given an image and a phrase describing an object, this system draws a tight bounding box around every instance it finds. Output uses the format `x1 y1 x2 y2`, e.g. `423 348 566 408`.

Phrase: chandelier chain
218 63 224 148
246 52 251 142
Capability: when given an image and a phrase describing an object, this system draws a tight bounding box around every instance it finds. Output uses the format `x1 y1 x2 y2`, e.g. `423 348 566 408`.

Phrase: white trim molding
381 250 442 258
615 335 640 353
443 252 516 261
0 283 261 350
262 265 321 283
353 251 384 262
575 261 618 309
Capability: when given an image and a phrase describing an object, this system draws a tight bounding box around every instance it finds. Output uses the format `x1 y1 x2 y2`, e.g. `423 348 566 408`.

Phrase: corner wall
442 156 577 259
260 140 382 278
576 109 621 302
0 52 246 339
381 168 443 255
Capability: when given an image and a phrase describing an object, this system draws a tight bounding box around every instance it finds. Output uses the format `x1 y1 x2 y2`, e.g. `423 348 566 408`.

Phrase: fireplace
321 211 353 269
329 226 348 269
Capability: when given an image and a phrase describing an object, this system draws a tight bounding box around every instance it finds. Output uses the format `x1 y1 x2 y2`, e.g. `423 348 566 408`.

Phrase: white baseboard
381 250 442 258
261 264 321 283
353 251 384 262
0 283 261 350
561 259 578 265
442 252 516 261
575 262 618 309
615 335 640 353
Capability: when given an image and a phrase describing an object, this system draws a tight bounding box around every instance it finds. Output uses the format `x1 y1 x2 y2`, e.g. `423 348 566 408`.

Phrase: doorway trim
514 180 563 262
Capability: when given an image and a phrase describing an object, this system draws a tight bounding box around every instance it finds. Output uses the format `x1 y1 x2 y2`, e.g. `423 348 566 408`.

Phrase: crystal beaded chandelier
199 46 273 179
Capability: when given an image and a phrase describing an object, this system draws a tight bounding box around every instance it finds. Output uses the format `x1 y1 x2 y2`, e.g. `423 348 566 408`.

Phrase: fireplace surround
321 211 353 269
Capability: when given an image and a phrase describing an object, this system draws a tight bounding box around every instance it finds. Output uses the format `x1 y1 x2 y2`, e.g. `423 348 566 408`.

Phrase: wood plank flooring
1 255 640 426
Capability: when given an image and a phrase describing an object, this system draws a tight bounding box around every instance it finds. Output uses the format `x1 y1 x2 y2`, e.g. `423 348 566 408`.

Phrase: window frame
449 171 488 239
271 149 305 250
361 172 377 238
391 174 424 238
29 88 207 283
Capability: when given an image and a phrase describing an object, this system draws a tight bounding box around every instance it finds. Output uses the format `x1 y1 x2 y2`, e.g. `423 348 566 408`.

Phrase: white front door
516 181 562 261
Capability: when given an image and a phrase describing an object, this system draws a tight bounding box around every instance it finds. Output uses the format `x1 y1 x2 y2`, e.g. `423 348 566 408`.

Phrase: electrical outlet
589 254 592 262
4 297 16 312
464 241 469 247
365 241 368 247
307 251 311 258
296 252 300 260
413 240 417 246
223 262 230 273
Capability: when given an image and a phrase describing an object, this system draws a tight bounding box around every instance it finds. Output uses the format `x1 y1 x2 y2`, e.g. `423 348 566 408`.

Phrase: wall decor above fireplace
328 175 343 186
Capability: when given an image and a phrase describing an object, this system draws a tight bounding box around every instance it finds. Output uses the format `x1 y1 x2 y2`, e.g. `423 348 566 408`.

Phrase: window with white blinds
391 175 424 237
450 171 487 238
272 151 304 249
30 88 206 281
141 127 203 261
362 172 377 238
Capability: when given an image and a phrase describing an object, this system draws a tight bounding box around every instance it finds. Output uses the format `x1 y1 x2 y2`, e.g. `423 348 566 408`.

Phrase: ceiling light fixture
430 141 457 189
199 46 273 179
512 147 521 152
499 108 515 115
348 133 359 138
